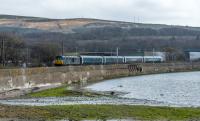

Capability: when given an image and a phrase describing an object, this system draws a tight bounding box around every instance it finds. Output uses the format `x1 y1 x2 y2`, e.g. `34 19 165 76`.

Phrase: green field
1 105 200 120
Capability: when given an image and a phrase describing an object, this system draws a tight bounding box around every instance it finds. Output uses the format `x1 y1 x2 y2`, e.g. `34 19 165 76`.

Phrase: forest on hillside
0 25 200 67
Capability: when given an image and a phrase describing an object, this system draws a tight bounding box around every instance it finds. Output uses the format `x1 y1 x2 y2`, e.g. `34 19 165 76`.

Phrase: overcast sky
0 0 199 26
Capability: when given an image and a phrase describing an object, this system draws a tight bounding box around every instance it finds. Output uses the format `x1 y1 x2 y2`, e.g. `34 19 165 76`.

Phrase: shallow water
86 71 200 107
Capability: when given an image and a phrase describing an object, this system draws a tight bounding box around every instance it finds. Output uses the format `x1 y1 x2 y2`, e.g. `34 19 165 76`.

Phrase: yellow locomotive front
54 56 64 66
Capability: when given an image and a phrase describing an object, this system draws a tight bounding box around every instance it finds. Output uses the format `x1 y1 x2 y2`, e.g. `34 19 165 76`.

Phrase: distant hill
0 14 200 54
1 14 200 33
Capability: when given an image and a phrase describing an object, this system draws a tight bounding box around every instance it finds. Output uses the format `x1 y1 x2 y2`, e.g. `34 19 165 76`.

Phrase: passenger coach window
72 58 75 62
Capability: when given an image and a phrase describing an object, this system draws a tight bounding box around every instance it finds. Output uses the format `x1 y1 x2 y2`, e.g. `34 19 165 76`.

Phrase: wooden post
1 35 5 67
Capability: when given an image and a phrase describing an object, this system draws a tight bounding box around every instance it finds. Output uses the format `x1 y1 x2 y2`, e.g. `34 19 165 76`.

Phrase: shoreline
1 68 200 100
0 63 199 92
0 70 200 108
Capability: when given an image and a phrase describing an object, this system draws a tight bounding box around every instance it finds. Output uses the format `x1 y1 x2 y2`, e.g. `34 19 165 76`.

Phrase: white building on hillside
185 50 200 61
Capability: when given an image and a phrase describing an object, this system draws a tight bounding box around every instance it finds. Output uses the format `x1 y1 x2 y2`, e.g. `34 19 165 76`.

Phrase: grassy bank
27 86 102 98
1 105 200 120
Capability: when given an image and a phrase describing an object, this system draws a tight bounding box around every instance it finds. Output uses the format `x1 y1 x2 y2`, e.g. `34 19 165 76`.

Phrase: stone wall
0 63 200 91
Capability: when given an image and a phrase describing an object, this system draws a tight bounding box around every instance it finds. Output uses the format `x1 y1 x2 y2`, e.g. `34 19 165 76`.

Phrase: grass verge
27 86 102 98
0 105 200 120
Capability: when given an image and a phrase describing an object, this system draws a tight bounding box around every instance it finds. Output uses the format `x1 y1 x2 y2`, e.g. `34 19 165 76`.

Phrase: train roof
62 56 79 58
103 56 124 58
80 55 103 58
144 56 163 58
124 56 143 58
56 55 163 58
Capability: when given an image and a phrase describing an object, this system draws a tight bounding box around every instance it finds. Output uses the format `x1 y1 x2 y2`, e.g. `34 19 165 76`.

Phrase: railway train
54 55 164 66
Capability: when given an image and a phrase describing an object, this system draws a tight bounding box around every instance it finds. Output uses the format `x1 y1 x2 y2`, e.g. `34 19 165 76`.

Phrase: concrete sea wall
0 63 200 91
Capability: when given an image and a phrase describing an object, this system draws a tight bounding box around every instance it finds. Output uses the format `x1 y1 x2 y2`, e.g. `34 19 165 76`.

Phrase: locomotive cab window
56 56 63 60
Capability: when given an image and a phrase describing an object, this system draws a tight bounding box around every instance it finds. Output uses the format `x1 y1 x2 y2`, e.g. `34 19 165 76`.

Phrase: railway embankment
0 63 200 93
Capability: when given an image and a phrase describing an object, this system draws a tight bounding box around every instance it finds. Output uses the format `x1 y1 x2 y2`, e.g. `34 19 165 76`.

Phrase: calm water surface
86 71 200 107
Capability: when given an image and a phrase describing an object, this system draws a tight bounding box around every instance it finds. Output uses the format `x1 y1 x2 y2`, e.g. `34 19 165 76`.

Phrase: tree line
1 25 200 67
0 33 60 67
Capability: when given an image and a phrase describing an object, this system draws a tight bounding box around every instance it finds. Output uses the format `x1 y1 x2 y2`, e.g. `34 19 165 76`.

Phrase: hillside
0 14 200 55
1 14 200 33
